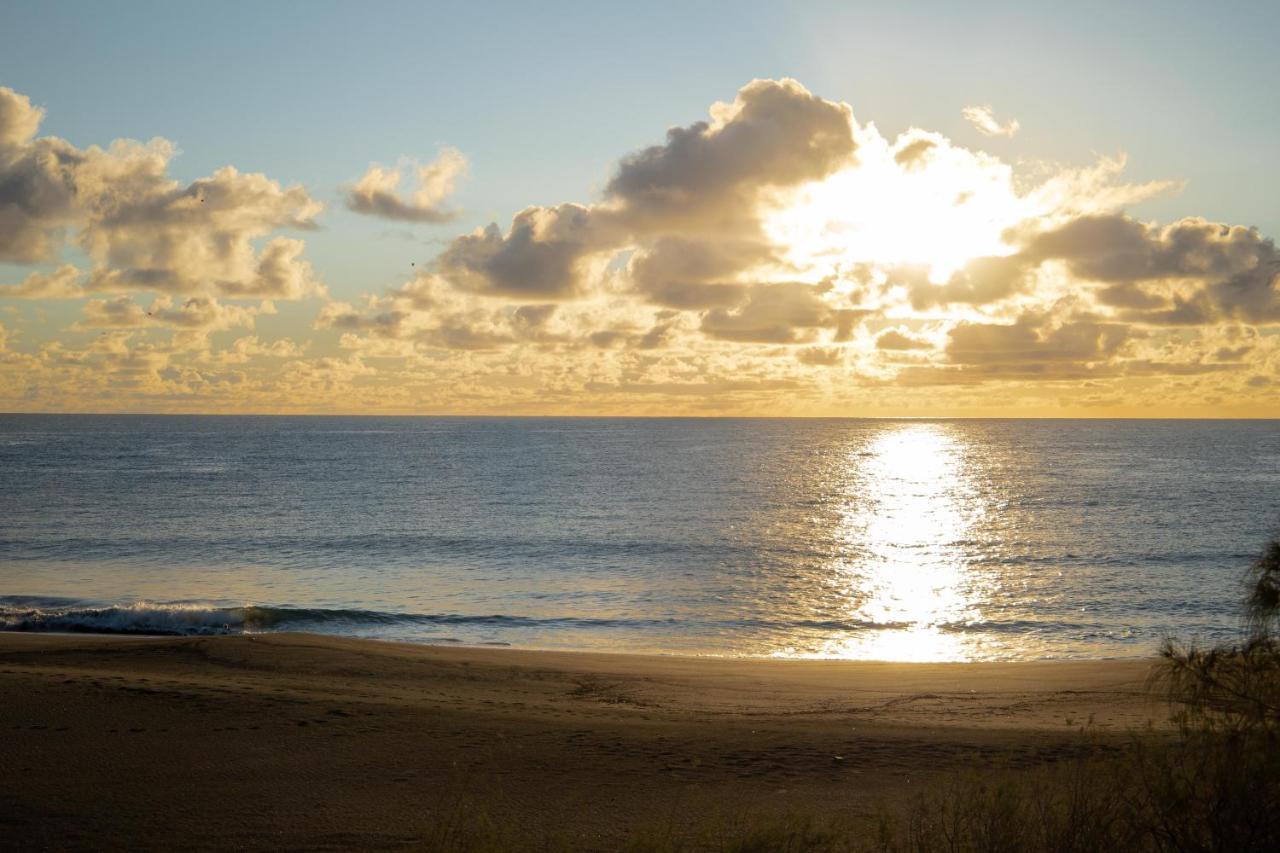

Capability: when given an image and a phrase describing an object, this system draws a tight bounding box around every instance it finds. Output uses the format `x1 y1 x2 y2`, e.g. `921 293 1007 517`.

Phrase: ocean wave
0 598 917 638
0 596 1211 644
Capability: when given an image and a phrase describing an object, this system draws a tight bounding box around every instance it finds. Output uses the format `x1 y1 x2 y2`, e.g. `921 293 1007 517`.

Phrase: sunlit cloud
2 78 1278 415
962 103 1020 138
343 149 468 223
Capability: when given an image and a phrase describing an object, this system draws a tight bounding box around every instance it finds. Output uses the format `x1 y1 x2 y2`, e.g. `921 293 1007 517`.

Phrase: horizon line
2 412 1278 422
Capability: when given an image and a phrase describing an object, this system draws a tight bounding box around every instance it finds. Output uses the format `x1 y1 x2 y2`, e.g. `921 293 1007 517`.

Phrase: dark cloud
908 254 1032 308
431 79 857 300
700 282 862 344
945 313 1129 365
436 204 612 299
0 103 84 262
1022 215 1280 323
605 78 855 226
627 236 769 308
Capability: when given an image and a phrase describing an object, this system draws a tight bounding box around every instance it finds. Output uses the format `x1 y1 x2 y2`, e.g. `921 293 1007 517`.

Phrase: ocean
1 415 1277 660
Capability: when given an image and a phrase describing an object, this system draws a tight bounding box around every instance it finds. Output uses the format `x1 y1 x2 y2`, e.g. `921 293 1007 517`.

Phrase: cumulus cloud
876 328 933 350
436 204 612 299
75 295 263 333
219 237 322 299
945 312 1129 366
605 78 855 225
1018 214 1280 323
796 346 843 366
7 77 1280 415
626 236 769 309
1 264 84 298
315 270 675 353
216 335 307 363
78 165 322 297
343 148 467 223
0 86 42 148
700 282 862 344
304 78 1280 414
962 104 1020 138
907 254 1033 308
428 78 856 303
893 135 937 170
0 85 323 300
0 102 85 261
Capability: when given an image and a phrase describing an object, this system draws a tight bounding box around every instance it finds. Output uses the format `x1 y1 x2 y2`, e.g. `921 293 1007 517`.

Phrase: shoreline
0 626 1165 663
1 632 1166 850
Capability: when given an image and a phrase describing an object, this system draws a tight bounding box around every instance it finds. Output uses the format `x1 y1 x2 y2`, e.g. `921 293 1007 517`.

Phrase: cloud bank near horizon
1 80 1277 415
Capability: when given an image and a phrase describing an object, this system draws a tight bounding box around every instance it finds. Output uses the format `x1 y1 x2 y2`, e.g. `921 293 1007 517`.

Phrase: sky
2 0 1279 416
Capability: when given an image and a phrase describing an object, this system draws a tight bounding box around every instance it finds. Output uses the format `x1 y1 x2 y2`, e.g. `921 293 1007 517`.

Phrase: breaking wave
0 596 921 639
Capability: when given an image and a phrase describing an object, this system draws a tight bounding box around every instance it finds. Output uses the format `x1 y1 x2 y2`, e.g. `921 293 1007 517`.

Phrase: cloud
436 204 612 299
1019 214 1280 323
907 254 1033 308
316 271 675 352
962 104 1020 138
213 335 308 363
605 78 856 226
219 237 322 299
700 282 861 344
75 295 263 334
0 87 42 148
584 377 802 396
429 78 857 301
311 77 1278 412
945 313 1129 365
0 120 86 261
876 328 933 350
626 236 767 308
0 85 323 301
7 78 1280 415
1 264 84 298
343 148 467 223
796 346 843 366
893 135 937 170
78 164 322 297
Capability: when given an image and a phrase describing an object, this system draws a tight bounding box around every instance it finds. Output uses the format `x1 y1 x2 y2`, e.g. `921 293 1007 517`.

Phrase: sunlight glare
763 136 1035 284
821 423 988 661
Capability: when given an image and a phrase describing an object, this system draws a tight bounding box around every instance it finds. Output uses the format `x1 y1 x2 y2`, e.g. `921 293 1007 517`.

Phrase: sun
762 131 1036 284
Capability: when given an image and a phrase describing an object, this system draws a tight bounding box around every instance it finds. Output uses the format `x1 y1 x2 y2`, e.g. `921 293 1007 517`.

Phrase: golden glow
763 143 1034 283
821 423 988 661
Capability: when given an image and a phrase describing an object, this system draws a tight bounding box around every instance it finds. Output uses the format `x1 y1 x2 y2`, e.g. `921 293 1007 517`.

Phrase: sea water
2 415 1277 660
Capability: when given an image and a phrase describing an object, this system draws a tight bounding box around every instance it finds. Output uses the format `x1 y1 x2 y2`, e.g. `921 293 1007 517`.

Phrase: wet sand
0 633 1163 850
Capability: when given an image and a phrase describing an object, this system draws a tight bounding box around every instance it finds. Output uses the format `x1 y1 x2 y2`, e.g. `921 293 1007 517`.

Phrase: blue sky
4 0 1277 299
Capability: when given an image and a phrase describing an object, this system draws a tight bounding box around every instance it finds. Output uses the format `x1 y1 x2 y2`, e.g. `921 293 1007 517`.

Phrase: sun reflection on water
812 423 989 661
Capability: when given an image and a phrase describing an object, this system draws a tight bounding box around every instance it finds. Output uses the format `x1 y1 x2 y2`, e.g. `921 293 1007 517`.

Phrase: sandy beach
0 633 1163 850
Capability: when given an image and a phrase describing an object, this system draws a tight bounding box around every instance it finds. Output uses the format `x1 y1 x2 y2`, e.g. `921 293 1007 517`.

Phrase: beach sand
0 633 1163 850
